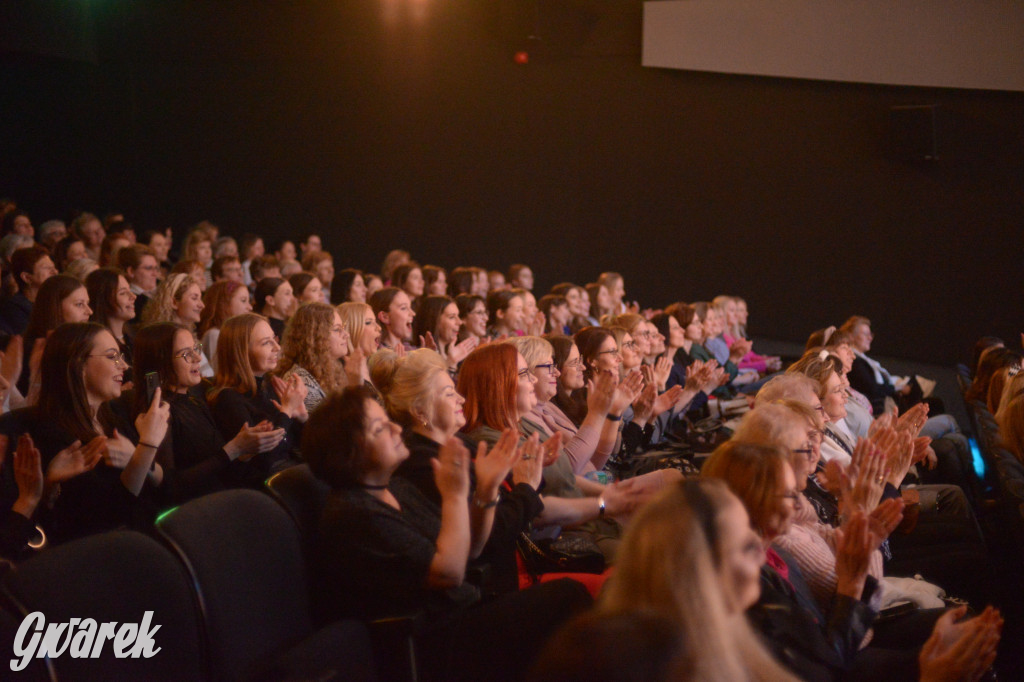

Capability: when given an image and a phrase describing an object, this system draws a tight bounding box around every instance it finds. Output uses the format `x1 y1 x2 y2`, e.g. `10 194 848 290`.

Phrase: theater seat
0 530 207 681
155 489 376 682
265 463 330 557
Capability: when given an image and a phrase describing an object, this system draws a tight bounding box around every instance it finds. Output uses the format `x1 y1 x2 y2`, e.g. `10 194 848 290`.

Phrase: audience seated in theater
486 289 525 338
534 478 799 682
197 280 252 372
0 245 57 336
332 268 366 304
370 287 415 351
71 212 105 261
376 348 544 595
254 276 295 339
460 342 647 561
122 322 284 502
301 250 334 303
0 323 169 545
412 295 478 369
392 262 424 308
208 313 306 475
142 273 213 377
277 302 352 412
305 384 592 682
288 271 323 306
455 293 487 345
85 268 137 387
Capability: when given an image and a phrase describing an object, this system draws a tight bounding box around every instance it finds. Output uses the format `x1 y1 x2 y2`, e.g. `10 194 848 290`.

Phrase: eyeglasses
564 357 584 369
517 368 535 380
597 349 622 358
792 448 815 460
534 363 558 375
88 351 128 366
634 331 652 339
621 340 638 351
174 343 204 362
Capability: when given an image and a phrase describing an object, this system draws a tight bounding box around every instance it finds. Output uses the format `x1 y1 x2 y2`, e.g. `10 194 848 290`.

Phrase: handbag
516 530 606 575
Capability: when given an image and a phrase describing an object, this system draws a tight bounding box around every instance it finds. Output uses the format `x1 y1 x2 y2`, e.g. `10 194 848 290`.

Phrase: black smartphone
144 371 160 405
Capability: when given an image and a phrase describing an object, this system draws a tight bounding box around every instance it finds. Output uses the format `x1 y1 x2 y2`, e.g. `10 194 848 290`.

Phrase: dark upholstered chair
0 530 207 681
155 489 376 682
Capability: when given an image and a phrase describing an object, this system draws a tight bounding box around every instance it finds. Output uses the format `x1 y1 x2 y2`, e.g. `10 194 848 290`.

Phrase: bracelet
605 413 622 422
473 492 500 509
597 495 606 517
138 441 160 450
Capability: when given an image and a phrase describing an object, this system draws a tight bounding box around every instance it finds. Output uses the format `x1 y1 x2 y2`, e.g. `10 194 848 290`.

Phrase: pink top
722 332 768 373
526 401 610 475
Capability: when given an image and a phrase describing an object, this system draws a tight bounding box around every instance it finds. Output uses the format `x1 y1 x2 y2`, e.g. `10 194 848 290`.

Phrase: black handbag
516 530 606 575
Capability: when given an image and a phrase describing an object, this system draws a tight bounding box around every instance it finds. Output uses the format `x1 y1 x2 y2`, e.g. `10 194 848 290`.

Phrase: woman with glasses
142 272 214 378
85 267 137 387
127 322 285 502
209 313 308 475
197 280 253 373
455 293 487 345
459 342 644 562
277 302 351 412
2 322 170 544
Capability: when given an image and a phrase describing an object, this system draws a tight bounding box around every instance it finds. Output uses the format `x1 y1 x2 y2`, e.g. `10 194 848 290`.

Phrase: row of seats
0 485 389 682
956 364 1024 566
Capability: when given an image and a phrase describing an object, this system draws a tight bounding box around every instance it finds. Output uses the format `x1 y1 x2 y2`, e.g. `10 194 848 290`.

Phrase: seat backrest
156 489 313 682
265 463 331 556
0 530 206 681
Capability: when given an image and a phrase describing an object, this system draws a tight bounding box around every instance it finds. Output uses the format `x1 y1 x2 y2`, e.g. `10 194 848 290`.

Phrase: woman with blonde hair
277 302 351 412
197 280 252 372
209 313 308 475
143 273 213 376
374 348 545 594
597 478 798 682
337 301 381 388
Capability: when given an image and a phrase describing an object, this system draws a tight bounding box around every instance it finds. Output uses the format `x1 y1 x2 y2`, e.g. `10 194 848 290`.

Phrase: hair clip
818 349 830 361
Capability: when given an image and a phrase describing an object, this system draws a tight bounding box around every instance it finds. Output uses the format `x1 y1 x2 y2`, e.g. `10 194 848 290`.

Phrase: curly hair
277 302 347 396
142 273 198 327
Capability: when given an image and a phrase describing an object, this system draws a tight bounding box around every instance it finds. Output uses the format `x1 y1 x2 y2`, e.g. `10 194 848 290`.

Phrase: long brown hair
37 322 110 442
210 313 267 400
198 280 246 337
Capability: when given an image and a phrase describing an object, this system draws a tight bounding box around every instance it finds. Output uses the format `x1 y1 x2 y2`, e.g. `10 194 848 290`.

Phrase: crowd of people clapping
0 203 1007 681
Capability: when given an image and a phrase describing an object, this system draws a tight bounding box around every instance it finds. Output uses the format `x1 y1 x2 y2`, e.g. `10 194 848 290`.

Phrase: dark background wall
1 1 1021 363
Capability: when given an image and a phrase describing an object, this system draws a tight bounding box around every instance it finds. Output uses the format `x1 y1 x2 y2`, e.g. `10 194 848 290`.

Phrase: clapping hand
271 374 309 421
919 606 1003 682
46 436 105 485
511 433 544 490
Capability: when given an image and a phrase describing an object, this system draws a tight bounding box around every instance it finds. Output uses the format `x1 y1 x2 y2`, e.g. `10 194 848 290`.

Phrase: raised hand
586 370 616 417
611 369 643 416
833 511 874 600
271 374 309 421
631 381 657 426
46 436 105 484
13 434 43 508
511 433 544 490
652 354 672 390
419 332 438 351
1 335 24 394
226 421 286 461
651 384 684 418
919 606 1003 682
540 431 562 467
474 429 520 496
528 310 546 336
432 435 471 501
343 346 367 386
103 429 137 469
135 386 171 448
446 336 478 366
866 497 905 544
895 403 929 436
841 438 888 515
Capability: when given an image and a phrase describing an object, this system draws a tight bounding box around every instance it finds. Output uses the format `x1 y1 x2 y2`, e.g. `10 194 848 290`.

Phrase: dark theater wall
2 1 1022 363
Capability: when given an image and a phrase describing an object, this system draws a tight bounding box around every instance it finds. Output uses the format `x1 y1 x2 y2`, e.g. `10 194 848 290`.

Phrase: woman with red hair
459 343 642 561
